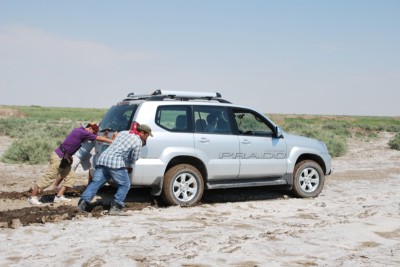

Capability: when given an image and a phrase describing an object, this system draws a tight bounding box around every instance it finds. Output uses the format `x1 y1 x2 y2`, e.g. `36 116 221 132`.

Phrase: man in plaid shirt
78 124 153 215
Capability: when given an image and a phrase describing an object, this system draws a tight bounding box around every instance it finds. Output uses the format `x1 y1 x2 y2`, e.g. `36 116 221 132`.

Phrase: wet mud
0 185 286 228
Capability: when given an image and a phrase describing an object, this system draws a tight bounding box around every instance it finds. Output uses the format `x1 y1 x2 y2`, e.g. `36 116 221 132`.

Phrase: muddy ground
0 131 399 229
1 131 400 266
0 133 290 228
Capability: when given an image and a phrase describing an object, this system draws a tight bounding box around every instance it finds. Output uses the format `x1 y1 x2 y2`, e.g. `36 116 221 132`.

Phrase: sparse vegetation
281 121 348 157
388 132 400 150
2 137 54 164
1 106 399 164
268 114 400 157
0 106 106 164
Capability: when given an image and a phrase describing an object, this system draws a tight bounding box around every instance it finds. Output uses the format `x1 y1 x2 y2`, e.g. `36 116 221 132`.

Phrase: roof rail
126 93 151 98
123 90 231 103
152 90 231 103
152 90 221 99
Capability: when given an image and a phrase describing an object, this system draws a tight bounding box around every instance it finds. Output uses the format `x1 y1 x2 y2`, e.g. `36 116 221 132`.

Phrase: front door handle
198 137 210 143
241 139 251 145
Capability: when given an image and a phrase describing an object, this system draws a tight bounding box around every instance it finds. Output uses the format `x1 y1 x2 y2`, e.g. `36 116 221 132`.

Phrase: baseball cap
137 124 153 137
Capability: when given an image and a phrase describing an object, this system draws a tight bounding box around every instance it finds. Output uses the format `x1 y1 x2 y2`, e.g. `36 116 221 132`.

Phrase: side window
155 105 192 132
194 106 233 134
233 108 273 136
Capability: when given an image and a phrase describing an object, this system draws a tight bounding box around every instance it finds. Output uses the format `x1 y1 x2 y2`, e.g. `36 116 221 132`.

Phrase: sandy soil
0 132 399 266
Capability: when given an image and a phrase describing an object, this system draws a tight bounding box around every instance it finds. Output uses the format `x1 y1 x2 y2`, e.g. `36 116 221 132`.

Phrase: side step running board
206 178 288 190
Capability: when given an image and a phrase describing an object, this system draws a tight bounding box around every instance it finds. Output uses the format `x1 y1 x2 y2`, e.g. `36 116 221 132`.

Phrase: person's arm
95 135 113 143
128 139 142 163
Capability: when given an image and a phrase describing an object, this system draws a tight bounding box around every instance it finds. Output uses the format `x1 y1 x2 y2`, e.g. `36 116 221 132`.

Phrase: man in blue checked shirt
78 124 153 215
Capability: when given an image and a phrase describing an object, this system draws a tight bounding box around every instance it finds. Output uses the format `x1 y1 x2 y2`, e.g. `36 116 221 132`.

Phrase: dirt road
0 132 399 266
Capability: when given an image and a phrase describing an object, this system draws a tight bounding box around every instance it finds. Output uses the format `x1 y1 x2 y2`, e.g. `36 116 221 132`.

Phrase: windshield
99 104 138 132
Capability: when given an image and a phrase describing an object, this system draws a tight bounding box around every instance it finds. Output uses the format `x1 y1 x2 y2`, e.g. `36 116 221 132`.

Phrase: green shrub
283 121 308 132
354 131 364 139
284 126 348 157
0 106 398 163
1 122 78 164
0 118 31 137
322 123 351 137
368 132 378 139
0 106 106 164
323 136 347 157
11 106 107 122
389 133 400 150
302 131 347 157
354 116 400 132
297 129 318 139
2 137 55 164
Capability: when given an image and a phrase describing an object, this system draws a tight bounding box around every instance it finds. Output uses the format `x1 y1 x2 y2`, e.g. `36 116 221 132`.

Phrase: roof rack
123 90 231 103
152 90 221 98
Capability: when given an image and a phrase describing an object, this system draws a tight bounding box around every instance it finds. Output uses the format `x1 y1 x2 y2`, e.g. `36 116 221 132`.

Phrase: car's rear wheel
292 160 325 198
162 164 204 206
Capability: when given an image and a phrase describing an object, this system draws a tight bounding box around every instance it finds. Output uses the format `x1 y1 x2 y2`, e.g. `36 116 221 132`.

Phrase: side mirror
275 126 283 138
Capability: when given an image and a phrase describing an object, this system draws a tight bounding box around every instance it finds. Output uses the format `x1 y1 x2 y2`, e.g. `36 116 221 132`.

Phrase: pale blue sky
0 1 399 116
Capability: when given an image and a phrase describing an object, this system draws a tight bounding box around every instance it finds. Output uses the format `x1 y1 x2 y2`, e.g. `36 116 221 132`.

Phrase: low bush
354 116 400 132
1 106 105 164
323 136 347 158
388 133 400 150
12 106 106 122
283 121 308 132
1 106 398 164
291 129 348 158
3 137 55 164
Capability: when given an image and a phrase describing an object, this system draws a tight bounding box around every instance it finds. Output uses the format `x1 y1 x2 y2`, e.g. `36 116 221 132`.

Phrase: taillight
129 121 140 135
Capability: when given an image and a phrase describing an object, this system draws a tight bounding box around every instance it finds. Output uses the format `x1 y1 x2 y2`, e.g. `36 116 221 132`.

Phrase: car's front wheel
292 160 325 198
162 164 204 206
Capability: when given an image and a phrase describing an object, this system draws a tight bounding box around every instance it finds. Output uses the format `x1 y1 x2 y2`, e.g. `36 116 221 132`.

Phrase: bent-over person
78 124 152 215
28 123 113 205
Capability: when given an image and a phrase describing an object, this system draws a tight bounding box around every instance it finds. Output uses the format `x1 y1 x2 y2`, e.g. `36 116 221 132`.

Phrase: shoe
108 206 126 216
77 199 88 212
53 195 72 203
28 196 42 205
108 201 128 216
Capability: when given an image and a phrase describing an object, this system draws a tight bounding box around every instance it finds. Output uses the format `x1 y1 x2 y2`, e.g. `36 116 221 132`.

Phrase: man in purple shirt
28 123 114 205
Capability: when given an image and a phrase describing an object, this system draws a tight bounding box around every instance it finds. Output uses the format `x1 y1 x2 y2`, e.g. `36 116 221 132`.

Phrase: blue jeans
80 166 131 207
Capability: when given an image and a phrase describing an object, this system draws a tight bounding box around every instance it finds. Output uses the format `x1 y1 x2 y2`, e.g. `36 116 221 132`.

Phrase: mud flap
150 176 163 196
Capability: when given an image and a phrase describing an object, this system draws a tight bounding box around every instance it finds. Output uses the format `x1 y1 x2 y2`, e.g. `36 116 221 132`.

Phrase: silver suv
93 90 332 206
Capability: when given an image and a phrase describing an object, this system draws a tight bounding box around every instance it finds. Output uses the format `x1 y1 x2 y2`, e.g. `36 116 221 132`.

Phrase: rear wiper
99 128 113 132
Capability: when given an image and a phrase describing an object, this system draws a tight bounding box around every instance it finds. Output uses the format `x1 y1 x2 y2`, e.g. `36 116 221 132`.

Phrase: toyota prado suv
93 90 332 206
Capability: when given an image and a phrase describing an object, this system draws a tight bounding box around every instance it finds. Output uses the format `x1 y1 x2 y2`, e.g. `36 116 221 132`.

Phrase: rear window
99 104 138 132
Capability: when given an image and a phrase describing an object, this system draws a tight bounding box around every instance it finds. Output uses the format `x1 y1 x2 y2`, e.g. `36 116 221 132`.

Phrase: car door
232 108 287 178
193 105 240 180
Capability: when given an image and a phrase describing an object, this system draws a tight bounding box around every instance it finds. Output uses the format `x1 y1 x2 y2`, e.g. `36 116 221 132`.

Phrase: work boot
77 199 88 212
108 201 127 216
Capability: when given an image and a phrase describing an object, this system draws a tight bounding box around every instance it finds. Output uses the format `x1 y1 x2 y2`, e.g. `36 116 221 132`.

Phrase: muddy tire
292 160 325 198
162 164 204 206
